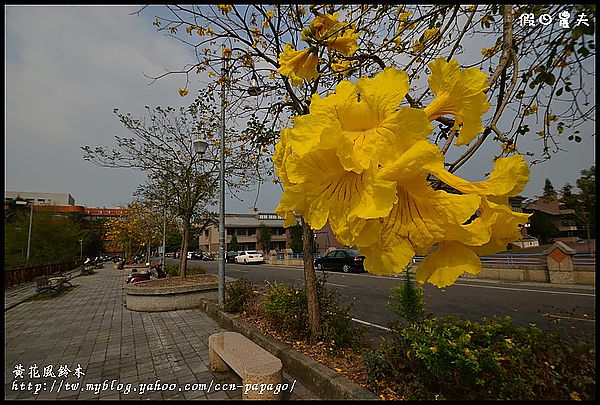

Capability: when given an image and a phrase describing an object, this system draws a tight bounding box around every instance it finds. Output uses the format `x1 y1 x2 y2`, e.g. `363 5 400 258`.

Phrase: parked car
314 248 365 273
226 251 237 263
187 251 203 260
235 250 264 264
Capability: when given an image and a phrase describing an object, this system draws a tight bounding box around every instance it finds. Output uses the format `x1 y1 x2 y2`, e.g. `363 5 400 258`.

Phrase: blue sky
4 5 596 214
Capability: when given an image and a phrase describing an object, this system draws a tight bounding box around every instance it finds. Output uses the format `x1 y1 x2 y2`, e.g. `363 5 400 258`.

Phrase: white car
235 250 264 264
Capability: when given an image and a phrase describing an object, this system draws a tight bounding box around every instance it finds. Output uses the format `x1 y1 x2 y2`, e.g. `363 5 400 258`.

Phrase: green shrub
164 264 179 277
316 276 365 351
262 278 365 351
263 281 308 337
187 267 206 276
387 268 425 325
364 315 596 400
224 278 255 313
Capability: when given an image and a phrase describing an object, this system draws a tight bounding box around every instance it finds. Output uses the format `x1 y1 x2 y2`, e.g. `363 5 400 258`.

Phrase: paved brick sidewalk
4 264 317 400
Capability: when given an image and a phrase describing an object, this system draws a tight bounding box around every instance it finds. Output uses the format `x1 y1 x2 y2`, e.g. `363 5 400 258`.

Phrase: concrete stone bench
209 332 283 400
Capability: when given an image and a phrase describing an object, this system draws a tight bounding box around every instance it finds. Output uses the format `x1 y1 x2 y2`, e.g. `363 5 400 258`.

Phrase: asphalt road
172 259 596 340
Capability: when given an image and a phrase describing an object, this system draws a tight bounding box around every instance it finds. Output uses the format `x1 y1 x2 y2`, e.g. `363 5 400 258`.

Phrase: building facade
5 191 75 206
523 195 583 242
198 213 344 254
4 191 128 254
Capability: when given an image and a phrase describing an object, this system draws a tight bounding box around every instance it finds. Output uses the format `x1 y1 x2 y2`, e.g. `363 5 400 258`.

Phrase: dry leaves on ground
238 310 404 400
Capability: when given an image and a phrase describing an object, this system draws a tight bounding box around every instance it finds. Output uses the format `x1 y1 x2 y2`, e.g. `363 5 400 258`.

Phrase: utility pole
26 203 33 263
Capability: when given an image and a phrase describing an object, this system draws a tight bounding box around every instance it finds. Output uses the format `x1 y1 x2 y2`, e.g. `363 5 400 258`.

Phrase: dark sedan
226 251 237 263
314 249 365 273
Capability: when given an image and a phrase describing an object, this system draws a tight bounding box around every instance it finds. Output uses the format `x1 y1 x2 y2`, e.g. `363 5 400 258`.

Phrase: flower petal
351 177 480 275
326 29 359 56
470 197 531 256
432 155 530 198
277 43 319 86
361 235 415 275
416 241 482 287
424 58 491 146
377 140 443 182
289 81 355 156
357 67 409 120
286 147 397 230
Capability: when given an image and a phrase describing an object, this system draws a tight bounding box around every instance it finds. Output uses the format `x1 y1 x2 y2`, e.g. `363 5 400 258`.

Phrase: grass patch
164 263 207 277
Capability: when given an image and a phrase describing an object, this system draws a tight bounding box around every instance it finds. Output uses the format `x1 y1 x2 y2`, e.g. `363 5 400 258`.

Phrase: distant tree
228 234 239 252
105 201 163 263
4 208 93 268
576 166 595 235
560 165 595 240
543 178 556 197
82 90 270 277
290 224 303 253
258 224 273 253
559 183 577 206
528 211 560 244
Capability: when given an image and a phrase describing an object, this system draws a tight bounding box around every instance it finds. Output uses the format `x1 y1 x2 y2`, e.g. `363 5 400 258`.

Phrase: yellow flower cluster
273 59 530 288
217 4 233 15
481 46 499 58
412 28 440 53
277 12 358 86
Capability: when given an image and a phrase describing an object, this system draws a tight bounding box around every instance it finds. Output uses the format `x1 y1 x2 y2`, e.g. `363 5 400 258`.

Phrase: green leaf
577 45 590 57
544 73 555 85
556 87 563 97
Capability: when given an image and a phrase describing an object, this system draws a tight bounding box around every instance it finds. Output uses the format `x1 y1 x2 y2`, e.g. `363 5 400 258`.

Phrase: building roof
524 195 575 216
202 213 298 228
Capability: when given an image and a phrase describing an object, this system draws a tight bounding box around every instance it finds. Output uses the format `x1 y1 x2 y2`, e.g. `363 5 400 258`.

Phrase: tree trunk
302 218 322 342
179 219 190 278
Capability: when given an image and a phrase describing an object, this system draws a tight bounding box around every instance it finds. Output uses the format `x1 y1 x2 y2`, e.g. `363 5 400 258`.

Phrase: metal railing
267 250 595 270
4 260 84 288
573 253 596 269
413 252 594 269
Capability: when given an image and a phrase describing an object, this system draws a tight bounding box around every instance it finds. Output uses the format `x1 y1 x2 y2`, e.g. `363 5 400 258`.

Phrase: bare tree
82 89 268 276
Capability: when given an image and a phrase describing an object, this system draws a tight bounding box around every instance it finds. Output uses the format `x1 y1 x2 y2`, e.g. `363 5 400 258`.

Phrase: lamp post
193 137 224 303
193 52 262 305
161 188 167 270
16 201 33 263
79 238 83 260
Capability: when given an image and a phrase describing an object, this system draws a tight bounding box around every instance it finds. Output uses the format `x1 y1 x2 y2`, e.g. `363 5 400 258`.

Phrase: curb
198 299 379 400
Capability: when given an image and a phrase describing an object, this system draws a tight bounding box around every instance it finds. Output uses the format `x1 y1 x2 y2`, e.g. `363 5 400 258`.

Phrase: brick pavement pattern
5 264 316 400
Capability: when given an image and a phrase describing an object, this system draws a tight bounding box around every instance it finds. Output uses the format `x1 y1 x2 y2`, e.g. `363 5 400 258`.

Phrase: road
172 259 596 340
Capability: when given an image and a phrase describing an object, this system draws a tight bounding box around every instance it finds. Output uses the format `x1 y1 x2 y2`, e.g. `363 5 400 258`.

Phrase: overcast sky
5 5 596 214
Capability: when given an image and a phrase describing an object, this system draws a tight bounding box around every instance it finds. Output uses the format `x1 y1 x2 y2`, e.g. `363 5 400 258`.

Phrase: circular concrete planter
125 275 218 312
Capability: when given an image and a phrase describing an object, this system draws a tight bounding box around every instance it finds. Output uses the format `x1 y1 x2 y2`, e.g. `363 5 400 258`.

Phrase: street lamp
79 238 83 260
193 137 224 305
16 201 33 263
192 53 262 305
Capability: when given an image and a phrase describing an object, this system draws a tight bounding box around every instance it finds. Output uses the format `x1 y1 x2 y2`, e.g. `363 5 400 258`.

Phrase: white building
5 191 75 206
